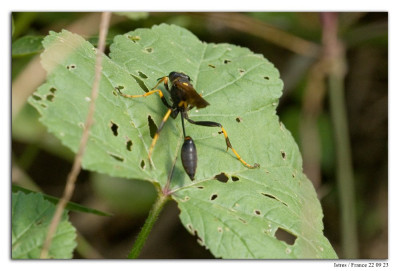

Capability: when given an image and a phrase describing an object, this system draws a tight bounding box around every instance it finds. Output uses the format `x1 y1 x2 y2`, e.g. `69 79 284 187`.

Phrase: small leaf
12 192 77 259
12 185 112 217
12 35 44 57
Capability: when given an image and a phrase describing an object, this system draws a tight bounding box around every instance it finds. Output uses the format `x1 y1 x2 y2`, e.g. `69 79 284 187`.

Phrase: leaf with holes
29 24 337 258
12 192 77 259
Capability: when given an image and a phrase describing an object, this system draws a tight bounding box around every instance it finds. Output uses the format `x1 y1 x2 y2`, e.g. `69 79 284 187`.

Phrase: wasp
117 71 259 180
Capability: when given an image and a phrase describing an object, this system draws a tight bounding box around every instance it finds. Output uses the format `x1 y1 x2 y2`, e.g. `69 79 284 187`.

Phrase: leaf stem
127 192 170 259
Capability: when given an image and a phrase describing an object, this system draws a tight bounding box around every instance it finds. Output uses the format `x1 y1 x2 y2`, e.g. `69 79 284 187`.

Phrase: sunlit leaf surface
29 24 337 258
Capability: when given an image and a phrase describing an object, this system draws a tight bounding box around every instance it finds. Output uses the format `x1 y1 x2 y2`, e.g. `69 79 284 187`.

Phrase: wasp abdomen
181 136 197 181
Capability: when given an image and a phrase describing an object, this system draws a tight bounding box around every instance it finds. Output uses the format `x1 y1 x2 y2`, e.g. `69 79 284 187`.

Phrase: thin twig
39 12 111 259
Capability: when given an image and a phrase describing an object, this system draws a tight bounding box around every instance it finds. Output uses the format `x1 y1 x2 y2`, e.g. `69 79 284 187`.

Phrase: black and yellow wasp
117 71 259 180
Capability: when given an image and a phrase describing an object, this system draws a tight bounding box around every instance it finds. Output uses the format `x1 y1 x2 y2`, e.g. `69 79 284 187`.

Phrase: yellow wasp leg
219 126 259 169
148 108 173 161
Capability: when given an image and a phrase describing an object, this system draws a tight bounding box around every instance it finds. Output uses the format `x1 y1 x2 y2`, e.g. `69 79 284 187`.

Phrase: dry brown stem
39 12 111 259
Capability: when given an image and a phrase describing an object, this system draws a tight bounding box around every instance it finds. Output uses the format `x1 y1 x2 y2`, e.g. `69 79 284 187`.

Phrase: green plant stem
323 12 358 259
328 73 359 258
128 193 170 259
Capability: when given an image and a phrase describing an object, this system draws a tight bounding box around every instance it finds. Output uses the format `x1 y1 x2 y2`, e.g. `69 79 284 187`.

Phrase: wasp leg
148 108 173 161
185 118 259 169
154 76 170 91
117 76 172 109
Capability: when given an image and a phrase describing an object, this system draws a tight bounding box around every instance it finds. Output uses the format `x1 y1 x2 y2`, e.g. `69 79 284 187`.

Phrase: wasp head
169 71 191 82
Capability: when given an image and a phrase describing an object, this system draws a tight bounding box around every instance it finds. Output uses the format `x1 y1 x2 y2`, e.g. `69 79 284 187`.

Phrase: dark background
11 12 388 259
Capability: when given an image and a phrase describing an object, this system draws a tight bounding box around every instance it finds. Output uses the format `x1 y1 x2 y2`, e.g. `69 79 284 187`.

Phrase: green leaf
12 192 77 259
12 185 112 217
29 24 337 258
12 35 44 57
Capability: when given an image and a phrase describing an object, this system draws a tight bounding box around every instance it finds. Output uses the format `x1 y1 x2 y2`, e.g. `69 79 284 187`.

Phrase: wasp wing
175 81 210 109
